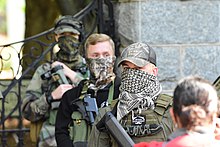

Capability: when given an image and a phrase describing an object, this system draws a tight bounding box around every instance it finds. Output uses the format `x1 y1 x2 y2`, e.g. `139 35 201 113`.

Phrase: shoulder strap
213 75 220 87
79 80 115 103
154 94 173 121
107 80 114 105
213 76 220 96
79 80 90 100
110 99 119 116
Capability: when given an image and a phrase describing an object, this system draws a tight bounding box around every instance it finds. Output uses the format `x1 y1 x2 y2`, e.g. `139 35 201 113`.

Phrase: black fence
0 0 120 146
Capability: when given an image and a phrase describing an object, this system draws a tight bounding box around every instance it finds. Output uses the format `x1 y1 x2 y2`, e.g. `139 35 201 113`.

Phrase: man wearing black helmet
21 15 89 147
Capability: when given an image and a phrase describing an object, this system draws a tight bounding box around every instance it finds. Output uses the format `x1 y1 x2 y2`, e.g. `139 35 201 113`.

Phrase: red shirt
135 133 220 147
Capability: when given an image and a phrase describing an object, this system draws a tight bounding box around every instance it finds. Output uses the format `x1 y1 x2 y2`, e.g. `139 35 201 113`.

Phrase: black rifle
41 65 69 108
41 65 69 85
73 94 98 125
84 94 98 125
96 111 134 147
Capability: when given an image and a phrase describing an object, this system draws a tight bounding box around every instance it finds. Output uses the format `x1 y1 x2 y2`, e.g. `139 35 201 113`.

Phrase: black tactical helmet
54 15 84 41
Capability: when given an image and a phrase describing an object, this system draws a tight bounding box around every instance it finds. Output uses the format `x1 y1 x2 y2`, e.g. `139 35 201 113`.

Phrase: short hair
173 76 219 130
84 33 115 57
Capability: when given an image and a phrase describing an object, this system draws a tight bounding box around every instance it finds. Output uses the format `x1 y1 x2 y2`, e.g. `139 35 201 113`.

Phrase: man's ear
153 66 158 76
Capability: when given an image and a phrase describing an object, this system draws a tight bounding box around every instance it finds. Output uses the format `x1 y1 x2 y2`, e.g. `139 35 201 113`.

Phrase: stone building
113 0 220 94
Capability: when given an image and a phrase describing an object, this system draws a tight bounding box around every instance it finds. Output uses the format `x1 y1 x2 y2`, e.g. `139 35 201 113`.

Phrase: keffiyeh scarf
117 68 162 120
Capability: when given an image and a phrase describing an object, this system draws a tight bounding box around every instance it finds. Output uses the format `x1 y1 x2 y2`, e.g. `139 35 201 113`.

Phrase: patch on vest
100 101 109 108
132 115 145 125
124 124 163 137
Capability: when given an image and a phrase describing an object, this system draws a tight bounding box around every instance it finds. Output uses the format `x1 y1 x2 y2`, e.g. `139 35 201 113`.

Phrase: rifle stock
96 111 134 147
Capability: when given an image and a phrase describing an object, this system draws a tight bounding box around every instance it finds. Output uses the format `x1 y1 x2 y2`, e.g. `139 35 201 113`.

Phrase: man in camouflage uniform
88 42 174 146
22 15 89 147
0 90 2 99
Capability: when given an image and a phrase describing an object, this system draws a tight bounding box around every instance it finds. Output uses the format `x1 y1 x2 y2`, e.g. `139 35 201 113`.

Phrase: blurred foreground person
135 76 220 147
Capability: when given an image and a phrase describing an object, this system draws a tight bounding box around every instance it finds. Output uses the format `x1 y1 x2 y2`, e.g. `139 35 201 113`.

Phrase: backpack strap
154 94 173 121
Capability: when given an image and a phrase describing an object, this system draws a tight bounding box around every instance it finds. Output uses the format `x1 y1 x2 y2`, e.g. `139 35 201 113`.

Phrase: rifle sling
79 80 114 104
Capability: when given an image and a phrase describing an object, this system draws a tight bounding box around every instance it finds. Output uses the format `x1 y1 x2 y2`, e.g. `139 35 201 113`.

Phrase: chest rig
120 94 173 138
69 80 114 145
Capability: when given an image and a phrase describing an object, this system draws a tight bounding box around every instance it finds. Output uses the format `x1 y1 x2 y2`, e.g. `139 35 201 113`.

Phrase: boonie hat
118 42 156 67
54 15 82 35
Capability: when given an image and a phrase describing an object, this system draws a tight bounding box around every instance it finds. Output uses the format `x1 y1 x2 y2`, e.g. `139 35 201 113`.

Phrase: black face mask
56 35 80 63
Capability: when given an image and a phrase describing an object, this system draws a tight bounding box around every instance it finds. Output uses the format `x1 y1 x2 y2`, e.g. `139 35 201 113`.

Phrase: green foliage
0 0 6 10
0 0 6 34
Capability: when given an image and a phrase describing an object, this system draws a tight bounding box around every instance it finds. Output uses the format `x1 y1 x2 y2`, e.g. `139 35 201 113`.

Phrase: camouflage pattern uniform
22 15 88 147
22 62 88 146
0 90 2 99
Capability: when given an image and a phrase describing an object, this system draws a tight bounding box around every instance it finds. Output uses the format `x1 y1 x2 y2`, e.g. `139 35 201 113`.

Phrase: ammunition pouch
70 111 91 145
69 79 115 145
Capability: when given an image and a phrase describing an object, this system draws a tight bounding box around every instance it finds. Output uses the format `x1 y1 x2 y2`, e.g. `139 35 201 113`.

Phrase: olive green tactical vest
120 94 174 143
69 80 114 146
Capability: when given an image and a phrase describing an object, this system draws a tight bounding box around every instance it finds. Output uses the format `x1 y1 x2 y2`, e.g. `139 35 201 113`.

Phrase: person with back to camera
135 76 220 147
21 15 89 147
88 42 175 147
55 33 121 147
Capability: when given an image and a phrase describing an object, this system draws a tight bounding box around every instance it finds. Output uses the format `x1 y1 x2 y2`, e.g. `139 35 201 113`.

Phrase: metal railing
0 0 120 146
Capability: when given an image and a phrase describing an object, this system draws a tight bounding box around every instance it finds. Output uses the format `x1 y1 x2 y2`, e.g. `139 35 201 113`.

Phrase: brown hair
173 76 219 130
84 33 115 57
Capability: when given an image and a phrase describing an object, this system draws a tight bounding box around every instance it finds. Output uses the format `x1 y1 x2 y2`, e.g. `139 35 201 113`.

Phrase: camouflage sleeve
72 67 90 87
22 64 50 122
88 107 112 147
72 72 85 87
0 90 2 98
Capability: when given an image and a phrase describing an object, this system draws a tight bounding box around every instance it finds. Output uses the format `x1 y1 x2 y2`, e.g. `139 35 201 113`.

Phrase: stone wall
114 0 220 94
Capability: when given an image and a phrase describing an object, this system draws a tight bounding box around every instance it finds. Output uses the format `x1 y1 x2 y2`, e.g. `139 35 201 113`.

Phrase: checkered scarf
117 68 162 120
